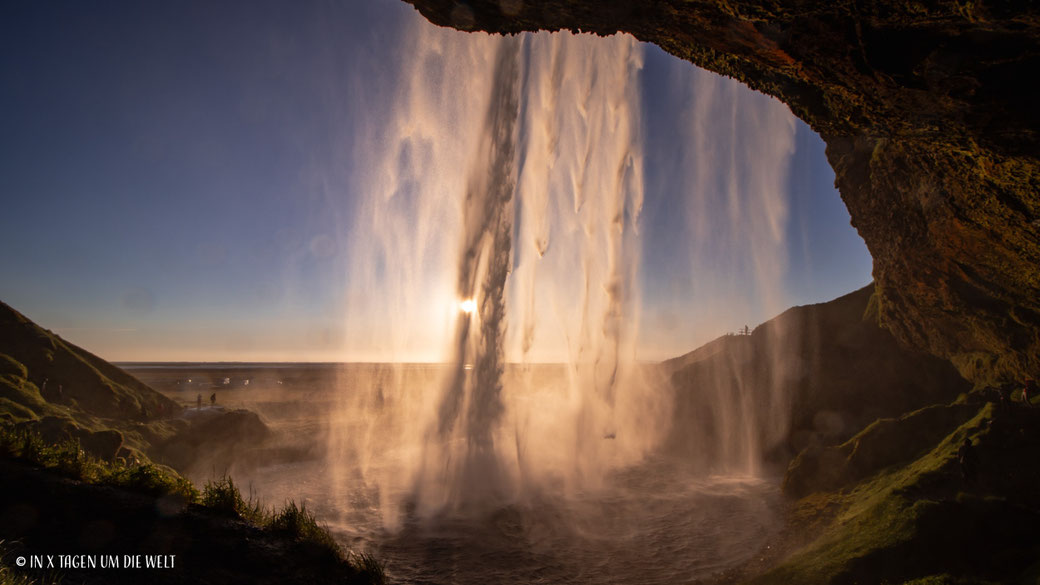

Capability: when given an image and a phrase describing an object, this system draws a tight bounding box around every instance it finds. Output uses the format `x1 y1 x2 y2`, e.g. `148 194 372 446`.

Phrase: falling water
218 14 813 584
661 66 798 475
422 36 521 511
328 23 657 527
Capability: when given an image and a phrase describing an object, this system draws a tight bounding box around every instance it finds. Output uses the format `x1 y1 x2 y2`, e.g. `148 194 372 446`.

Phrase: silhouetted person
1022 379 1037 407
997 382 1014 410
196 393 202 410
958 438 979 483
210 393 216 406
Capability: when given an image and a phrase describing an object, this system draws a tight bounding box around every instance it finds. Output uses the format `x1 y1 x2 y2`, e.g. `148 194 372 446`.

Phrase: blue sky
0 1 872 362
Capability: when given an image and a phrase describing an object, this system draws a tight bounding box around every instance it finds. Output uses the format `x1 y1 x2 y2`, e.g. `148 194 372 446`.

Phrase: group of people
195 392 217 409
995 378 1037 408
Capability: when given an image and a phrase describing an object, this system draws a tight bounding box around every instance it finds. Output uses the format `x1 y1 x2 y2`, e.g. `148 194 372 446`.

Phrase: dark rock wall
403 0 1040 385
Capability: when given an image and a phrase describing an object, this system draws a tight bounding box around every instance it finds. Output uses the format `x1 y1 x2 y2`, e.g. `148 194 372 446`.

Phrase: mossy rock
784 403 980 498
756 403 1040 584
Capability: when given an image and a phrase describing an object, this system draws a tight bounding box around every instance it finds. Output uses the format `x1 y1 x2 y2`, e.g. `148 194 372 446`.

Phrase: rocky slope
754 400 1040 585
662 289 1039 584
666 284 971 469
0 300 271 473
403 0 1040 386
0 301 178 421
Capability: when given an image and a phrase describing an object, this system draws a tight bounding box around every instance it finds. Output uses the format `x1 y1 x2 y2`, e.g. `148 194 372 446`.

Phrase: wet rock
152 409 270 474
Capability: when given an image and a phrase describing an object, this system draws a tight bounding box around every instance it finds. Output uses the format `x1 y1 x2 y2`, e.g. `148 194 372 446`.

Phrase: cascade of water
328 24 656 527
327 16 800 529
419 35 523 512
659 64 798 475
508 31 649 495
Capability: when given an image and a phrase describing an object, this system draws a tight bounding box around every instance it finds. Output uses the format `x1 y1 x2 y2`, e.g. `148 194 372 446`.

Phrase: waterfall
424 36 522 510
328 16 797 529
328 24 655 527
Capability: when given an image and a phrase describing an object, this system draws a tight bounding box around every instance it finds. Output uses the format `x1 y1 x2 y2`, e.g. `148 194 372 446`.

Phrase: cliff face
404 0 1040 385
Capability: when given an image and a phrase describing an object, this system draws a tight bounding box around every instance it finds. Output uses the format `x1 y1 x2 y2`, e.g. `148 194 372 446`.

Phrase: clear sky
0 0 873 362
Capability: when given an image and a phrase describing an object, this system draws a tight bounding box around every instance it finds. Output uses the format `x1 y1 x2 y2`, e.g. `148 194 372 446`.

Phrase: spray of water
661 65 798 475
326 22 661 528
324 11 807 531
420 35 522 511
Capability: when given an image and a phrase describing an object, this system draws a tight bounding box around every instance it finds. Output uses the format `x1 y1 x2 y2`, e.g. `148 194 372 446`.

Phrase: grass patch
2 425 385 583
0 540 60 585
201 475 268 525
201 477 343 556
268 500 342 555
201 475 384 583
349 551 386 582
0 425 197 500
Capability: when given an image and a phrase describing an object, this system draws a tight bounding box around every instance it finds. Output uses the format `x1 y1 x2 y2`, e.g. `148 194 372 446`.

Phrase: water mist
657 64 798 475
328 22 659 528
423 36 521 511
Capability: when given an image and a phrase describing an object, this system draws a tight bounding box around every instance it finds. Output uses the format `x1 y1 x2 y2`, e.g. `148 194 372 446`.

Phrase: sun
459 299 477 314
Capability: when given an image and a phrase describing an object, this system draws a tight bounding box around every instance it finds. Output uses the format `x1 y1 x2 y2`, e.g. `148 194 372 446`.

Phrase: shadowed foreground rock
403 0 1040 386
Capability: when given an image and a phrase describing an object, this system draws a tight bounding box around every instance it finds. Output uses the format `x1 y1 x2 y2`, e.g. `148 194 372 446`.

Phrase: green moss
784 403 979 497
758 403 1040 584
948 353 1000 389
0 399 36 423
0 355 69 422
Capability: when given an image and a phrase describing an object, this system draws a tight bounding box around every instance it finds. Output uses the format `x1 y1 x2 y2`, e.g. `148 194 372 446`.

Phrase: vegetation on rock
753 401 1040 585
